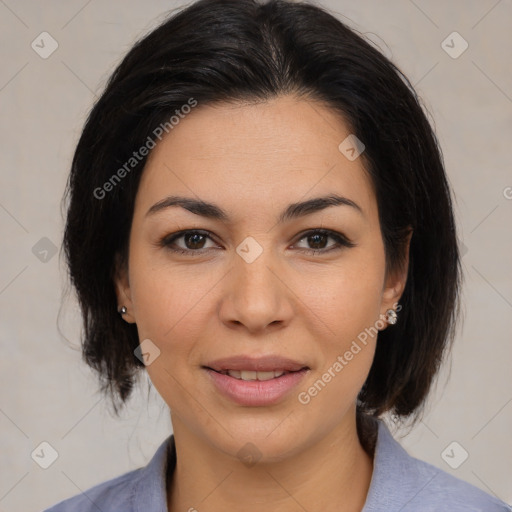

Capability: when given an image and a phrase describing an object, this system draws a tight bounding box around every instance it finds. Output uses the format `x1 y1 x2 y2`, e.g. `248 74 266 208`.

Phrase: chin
202 413 314 463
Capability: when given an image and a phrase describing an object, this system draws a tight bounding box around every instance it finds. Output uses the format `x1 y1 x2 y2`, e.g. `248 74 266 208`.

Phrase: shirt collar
362 419 419 511
132 434 175 511
131 419 413 511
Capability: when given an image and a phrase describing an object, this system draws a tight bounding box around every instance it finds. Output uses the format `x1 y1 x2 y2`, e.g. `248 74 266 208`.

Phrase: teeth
224 370 287 380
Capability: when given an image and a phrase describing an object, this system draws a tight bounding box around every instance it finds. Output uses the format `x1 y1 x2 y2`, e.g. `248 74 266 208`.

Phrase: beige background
0 0 511 510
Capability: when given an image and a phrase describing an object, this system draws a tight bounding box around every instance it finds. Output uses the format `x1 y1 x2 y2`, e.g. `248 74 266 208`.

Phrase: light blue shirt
44 419 510 511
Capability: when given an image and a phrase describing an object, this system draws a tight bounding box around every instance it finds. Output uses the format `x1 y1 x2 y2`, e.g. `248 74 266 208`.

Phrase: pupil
309 233 326 249
186 233 205 249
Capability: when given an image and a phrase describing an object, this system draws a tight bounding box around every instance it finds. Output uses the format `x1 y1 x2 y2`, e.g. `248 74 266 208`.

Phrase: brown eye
182 232 207 249
294 229 355 254
160 230 217 255
306 232 329 250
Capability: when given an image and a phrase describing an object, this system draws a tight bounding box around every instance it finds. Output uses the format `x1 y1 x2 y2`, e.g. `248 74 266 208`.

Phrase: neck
167 408 375 512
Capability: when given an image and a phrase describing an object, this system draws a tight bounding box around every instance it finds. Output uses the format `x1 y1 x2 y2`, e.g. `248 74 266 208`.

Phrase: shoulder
403 455 511 511
43 468 142 511
43 435 173 512
363 419 511 512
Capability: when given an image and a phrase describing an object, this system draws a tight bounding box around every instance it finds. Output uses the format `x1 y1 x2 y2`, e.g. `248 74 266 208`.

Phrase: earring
119 306 127 315
385 308 398 325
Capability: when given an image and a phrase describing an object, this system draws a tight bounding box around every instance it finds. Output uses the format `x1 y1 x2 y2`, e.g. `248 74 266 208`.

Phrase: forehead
136 95 377 221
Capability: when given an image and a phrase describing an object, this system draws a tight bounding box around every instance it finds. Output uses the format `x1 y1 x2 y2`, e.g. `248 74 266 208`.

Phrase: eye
293 229 355 254
159 230 218 255
159 228 355 256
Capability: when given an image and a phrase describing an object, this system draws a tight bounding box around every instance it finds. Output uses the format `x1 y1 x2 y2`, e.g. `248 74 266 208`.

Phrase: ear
379 229 413 329
113 252 136 324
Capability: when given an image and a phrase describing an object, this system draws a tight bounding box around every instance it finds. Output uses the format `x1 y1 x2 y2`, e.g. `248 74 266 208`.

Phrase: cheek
127 250 224 395
129 261 209 403
307 253 385 341
297 265 383 416
131 268 207 342
128 237 204 332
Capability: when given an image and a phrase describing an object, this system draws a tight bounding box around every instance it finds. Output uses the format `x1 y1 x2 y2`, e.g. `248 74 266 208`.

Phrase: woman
45 0 510 510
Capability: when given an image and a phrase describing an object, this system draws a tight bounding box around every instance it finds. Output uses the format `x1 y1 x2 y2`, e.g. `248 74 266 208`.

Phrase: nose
219 241 294 334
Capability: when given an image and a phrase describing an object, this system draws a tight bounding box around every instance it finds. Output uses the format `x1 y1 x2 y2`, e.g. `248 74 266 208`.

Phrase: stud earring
119 306 127 315
385 308 398 325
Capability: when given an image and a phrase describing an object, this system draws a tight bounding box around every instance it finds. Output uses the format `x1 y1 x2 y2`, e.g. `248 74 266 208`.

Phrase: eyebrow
146 194 363 223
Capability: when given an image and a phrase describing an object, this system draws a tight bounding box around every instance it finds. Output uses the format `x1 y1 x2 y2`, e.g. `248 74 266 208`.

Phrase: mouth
202 364 310 406
202 355 310 405
204 368 308 381
204 354 309 374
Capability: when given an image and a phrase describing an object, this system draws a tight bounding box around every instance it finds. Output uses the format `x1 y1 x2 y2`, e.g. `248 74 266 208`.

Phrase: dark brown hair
62 0 462 422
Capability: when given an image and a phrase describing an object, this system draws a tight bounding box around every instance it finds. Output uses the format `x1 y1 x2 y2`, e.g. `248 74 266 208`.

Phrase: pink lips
203 354 310 406
205 354 308 373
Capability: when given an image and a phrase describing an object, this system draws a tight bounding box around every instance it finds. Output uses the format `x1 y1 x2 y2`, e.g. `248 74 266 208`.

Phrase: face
115 95 408 461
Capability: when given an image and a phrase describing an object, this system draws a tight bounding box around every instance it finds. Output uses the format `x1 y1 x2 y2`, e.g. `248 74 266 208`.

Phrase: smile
204 367 309 406
215 369 290 380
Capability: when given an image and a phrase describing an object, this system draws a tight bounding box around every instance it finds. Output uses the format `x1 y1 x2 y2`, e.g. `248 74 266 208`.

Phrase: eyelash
159 229 355 256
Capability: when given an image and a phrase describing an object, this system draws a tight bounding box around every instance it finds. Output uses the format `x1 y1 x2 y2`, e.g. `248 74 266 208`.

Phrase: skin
114 94 410 512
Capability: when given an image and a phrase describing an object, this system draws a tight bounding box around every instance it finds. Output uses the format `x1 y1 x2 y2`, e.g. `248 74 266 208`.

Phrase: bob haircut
63 0 461 422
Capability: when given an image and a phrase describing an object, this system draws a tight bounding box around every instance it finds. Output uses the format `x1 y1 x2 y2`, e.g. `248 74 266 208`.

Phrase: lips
202 355 310 405
204 354 309 373
217 369 289 381
204 366 310 406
